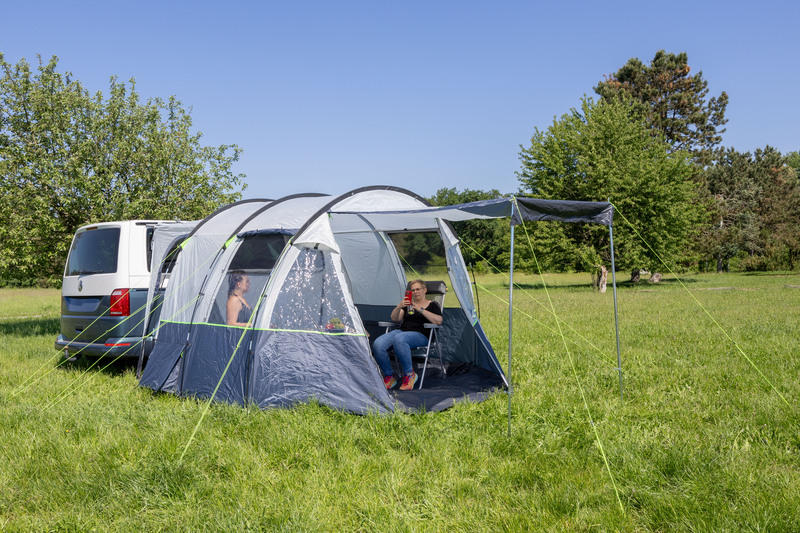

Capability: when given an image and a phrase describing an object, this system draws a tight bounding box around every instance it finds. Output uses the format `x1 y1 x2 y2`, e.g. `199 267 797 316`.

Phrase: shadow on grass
0 317 59 337
741 271 800 277
61 353 139 377
507 277 702 291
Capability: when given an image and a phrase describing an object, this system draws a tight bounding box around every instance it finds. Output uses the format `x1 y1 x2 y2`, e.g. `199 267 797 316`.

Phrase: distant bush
0 276 61 289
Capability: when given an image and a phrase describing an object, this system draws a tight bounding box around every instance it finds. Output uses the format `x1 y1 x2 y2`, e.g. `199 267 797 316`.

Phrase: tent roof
191 190 612 251
318 195 613 236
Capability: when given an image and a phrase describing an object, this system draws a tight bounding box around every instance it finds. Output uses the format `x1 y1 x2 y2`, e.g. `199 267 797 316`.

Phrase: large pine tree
595 50 728 166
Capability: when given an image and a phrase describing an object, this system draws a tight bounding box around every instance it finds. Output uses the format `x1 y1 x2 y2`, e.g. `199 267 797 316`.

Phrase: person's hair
409 279 427 290
228 270 247 296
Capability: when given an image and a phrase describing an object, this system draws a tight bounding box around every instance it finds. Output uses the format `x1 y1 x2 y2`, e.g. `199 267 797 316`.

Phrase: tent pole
608 223 623 401
507 216 515 438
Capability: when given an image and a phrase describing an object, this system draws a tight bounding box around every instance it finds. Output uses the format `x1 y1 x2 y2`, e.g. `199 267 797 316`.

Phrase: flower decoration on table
325 317 345 332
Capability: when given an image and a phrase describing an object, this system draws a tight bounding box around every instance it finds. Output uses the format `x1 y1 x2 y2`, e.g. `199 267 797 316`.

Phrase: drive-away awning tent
139 187 614 414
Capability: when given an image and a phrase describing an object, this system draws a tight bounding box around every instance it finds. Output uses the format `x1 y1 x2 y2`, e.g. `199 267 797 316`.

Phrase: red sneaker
383 375 397 389
399 371 418 391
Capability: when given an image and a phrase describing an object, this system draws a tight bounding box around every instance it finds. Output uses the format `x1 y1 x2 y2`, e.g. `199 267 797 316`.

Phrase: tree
700 147 800 271
787 150 800 173
0 53 246 284
428 187 510 272
595 50 728 166
517 97 702 279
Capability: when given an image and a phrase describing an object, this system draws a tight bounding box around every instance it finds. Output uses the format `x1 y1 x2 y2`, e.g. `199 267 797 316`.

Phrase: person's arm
417 301 443 326
226 297 240 326
390 299 405 322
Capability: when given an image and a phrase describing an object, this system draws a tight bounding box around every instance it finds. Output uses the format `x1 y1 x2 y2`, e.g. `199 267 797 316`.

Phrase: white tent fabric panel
162 233 237 325
183 196 333 327
156 200 272 326
335 231 406 306
255 245 301 331
293 214 340 253
294 191 433 240
255 245 366 336
149 222 200 272
333 189 429 213
189 237 243 326
143 221 200 338
236 195 332 236
146 220 199 302
446 242 479 325
192 200 271 238
328 249 367 336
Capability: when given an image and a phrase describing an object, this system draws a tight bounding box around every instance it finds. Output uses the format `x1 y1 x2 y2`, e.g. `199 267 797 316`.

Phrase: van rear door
60 225 125 345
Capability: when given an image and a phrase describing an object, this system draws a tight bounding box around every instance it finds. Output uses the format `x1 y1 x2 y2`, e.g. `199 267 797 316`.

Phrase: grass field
1 272 799 531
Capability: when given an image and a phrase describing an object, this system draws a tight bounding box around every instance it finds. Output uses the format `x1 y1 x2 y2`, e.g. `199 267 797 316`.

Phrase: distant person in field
371 279 443 391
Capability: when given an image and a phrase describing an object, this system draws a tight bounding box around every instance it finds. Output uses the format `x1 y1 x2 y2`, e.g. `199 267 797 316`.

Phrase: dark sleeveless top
234 296 252 325
400 301 442 337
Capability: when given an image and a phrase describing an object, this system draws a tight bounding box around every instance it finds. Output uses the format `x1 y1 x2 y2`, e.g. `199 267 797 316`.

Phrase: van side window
146 227 156 272
66 227 121 275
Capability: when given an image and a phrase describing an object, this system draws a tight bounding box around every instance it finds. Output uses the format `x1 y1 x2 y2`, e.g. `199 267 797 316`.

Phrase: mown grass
1 272 799 531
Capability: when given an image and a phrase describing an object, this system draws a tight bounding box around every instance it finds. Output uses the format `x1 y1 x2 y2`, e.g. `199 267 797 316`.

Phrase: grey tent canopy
139 187 614 414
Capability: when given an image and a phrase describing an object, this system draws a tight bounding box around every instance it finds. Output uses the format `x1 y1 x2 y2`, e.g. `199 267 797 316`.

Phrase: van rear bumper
55 335 153 359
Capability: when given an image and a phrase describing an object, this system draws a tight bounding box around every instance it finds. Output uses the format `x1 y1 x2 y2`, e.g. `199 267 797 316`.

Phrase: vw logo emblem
78 280 83 292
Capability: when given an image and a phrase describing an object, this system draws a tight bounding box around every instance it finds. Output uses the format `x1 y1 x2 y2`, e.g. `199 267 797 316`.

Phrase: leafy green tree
595 50 728 165
0 53 246 284
517 96 701 276
787 150 800 173
428 187 510 272
700 147 800 271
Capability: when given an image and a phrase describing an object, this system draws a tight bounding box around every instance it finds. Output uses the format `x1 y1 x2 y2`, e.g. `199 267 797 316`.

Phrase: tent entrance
355 304 505 413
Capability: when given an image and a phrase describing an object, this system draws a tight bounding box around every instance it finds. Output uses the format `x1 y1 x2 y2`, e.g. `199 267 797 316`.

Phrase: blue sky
3 1 798 200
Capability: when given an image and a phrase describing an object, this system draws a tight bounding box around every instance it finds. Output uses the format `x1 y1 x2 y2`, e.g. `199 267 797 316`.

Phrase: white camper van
55 220 166 359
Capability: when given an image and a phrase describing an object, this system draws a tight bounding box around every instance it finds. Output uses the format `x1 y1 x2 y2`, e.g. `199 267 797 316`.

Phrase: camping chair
378 281 447 389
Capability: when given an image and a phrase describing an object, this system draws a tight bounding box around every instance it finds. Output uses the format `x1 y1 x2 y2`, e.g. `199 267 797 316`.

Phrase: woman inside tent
226 270 253 327
372 279 443 391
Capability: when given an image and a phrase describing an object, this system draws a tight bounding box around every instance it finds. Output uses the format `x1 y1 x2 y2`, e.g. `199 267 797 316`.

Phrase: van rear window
66 227 121 275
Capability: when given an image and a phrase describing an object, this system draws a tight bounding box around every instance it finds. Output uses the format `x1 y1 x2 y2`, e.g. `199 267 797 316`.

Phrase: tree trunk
594 264 608 293
717 254 724 273
631 269 641 283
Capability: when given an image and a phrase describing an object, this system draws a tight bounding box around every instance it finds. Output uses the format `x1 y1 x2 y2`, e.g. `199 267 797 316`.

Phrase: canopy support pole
507 210 515 438
608 223 623 401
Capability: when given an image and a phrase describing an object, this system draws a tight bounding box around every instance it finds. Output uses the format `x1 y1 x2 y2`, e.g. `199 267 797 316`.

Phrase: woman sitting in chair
372 279 443 391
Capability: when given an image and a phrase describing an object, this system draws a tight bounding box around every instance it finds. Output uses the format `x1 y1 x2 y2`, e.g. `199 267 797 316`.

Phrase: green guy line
460 238 613 367
611 202 791 408
518 205 625 515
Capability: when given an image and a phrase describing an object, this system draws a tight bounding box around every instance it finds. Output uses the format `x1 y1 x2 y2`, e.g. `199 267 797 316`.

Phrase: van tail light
110 289 130 316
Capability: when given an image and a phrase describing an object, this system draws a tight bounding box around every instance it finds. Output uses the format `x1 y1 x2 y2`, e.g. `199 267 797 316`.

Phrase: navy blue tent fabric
331 196 613 230
513 197 613 226
139 322 186 393
180 326 252 405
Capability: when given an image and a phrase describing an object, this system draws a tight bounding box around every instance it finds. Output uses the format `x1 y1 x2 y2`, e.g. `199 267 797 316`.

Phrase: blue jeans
372 329 428 376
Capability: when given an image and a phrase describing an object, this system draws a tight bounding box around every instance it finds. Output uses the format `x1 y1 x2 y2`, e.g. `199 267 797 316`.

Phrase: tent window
270 249 354 333
388 232 446 276
157 241 183 290
209 234 287 326
229 234 288 271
